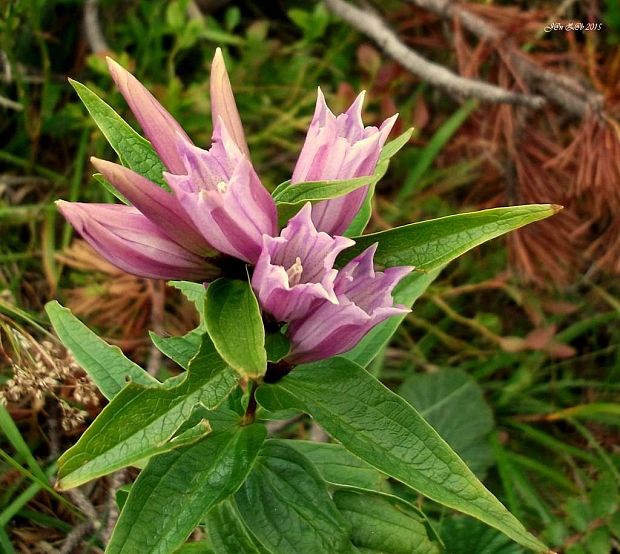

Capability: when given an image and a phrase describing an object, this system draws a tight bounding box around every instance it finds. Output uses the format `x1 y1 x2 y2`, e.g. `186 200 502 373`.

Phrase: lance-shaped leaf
275 176 373 227
273 176 372 204
69 79 166 186
440 517 527 554
290 441 438 541
290 440 390 493
205 278 267 378
169 280 207 326
399 369 495 477
46 301 157 400
57 336 237 489
339 205 562 270
234 440 355 553
107 422 266 554
275 129 414 229
149 329 203 370
255 359 548 552
334 490 441 554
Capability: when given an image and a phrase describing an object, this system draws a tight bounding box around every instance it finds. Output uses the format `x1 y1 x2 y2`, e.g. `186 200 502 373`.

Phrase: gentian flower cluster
58 49 412 364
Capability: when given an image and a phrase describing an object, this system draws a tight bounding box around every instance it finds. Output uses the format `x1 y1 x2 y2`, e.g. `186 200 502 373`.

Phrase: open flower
292 89 398 235
251 203 354 322
286 244 413 363
59 50 277 276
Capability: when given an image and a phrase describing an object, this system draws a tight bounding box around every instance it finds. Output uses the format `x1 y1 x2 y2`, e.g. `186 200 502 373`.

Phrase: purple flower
251 203 354 322
106 57 191 175
286 244 413 363
90 157 213 257
164 121 277 264
56 201 216 281
210 48 251 159
59 51 277 277
107 48 249 171
292 89 398 235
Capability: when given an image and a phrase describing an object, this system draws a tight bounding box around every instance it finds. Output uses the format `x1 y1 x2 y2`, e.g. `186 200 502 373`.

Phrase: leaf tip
551 204 563 214
54 477 69 492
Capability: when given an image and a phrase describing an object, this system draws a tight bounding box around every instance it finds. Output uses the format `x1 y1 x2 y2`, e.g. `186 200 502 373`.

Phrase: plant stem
242 380 258 426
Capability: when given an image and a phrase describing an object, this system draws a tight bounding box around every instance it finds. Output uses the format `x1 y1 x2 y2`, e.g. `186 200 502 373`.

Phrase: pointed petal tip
209 51 250 158
212 47 224 63
55 199 78 222
90 158 126 182
89 156 107 171
105 56 123 75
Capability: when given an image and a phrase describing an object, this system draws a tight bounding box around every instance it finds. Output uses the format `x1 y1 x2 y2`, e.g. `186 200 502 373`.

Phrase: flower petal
57 201 213 280
252 204 354 322
210 48 250 159
291 89 398 235
165 122 276 263
106 57 191 174
286 242 412 363
91 157 214 256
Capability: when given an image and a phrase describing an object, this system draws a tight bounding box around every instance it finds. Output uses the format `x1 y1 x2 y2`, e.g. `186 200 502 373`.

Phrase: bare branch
406 0 604 116
324 0 546 108
84 0 109 55
0 95 23 111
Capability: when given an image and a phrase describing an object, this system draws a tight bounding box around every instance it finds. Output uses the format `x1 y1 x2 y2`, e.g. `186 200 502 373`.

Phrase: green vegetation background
0 1 618 553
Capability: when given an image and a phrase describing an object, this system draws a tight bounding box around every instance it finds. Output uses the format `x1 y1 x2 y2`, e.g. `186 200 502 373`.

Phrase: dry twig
83 0 110 54
324 0 546 108
406 0 604 116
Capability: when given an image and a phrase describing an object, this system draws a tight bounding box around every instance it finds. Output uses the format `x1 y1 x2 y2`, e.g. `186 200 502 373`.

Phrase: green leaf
271 179 291 198
107 423 266 554
399 369 495 476
234 439 354 553
339 205 561 270
590 472 618 518
439 517 526 554
275 176 374 227
205 279 267 378
265 331 290 362
93 173 130 204
277 129 413 232
333 490 440 554
168 281 207 326
344 128 413 237
150 329 203 369
290 440 390 493
69 79 166 186
0 404 47 483
289 441 435 539
57 336 237 489
46 301 157 400
255 359 547 552
115 484 131 511
273 176 371 204
379 128 414 163
205 500 269 554
342 269 441 367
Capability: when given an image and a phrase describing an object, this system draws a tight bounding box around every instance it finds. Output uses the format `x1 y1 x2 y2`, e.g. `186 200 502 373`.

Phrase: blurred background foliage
0 0 619 552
